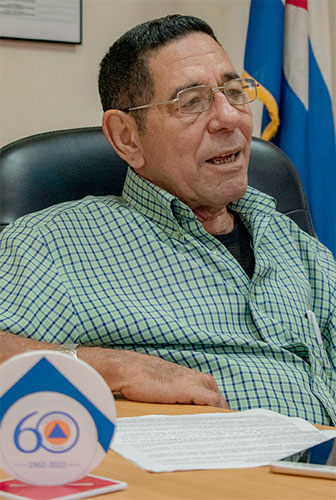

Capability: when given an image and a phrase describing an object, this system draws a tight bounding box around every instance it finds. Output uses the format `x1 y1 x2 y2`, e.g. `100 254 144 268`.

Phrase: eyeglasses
123 78 258 115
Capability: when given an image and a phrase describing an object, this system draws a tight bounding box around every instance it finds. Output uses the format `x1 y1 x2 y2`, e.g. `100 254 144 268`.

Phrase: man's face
136 32 253 212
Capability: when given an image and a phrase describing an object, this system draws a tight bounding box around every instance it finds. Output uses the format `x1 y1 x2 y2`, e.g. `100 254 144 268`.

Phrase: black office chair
0 127 315 235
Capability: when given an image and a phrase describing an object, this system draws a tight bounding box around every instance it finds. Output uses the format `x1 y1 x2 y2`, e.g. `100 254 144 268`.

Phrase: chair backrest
0 127 315 235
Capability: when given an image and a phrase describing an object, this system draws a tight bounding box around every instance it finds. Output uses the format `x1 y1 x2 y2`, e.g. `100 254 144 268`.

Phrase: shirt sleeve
0 220 79 343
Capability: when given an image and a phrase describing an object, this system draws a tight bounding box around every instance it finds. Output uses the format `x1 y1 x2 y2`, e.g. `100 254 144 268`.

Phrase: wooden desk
92 400 335 500
1 400 335 500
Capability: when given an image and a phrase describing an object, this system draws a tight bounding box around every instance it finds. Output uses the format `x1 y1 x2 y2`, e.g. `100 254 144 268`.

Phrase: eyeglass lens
178 79 256 114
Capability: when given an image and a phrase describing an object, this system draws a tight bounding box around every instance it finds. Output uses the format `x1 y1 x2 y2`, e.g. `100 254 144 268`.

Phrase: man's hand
79 346 229 409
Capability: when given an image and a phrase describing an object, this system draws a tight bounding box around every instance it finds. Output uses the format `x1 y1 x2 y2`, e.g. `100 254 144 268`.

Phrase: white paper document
111 409 336 472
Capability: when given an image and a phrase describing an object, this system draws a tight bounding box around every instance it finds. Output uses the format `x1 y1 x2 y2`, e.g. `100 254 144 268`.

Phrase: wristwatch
57 343 78 358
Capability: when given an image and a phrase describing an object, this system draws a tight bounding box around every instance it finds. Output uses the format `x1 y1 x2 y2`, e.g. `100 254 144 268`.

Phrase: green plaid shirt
1 168 335 425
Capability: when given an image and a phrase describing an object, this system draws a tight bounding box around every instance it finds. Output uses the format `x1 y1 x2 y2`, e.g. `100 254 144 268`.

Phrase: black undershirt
214 213 255 279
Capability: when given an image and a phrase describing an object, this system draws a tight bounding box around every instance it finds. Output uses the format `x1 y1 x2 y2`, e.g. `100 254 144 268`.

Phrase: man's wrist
57 343 78 358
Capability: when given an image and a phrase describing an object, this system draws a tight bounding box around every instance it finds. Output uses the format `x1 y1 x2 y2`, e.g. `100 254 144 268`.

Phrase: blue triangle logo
49 423 66 438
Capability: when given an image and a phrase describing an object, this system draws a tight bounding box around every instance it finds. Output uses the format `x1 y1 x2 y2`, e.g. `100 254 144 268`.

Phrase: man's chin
220 179 248 205
231 183 248 203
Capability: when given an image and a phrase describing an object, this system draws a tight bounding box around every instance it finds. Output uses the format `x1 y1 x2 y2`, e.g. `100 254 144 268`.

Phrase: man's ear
102 110 145 169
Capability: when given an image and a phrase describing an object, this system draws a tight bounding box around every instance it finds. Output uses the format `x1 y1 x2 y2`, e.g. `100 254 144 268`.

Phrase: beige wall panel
0 0 334 146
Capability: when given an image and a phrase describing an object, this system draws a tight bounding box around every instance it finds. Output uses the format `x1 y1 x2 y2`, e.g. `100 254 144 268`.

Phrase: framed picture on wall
0 0 82 44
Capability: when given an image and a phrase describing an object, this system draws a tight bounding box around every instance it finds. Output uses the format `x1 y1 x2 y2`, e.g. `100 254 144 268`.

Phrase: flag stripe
283 4 308 109
308 0 333 99
244 0 336 256
244 0 284 101
286 0 308 10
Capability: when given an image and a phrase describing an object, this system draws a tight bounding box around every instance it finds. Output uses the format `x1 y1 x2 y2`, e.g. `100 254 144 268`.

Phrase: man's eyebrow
168 72 241 100
222 71 240 82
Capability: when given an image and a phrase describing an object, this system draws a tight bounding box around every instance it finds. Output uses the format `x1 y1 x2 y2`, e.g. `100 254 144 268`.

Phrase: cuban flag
243 0 336 257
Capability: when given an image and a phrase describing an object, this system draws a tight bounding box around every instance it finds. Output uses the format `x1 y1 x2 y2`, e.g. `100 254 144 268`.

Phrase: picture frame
0 0 82 44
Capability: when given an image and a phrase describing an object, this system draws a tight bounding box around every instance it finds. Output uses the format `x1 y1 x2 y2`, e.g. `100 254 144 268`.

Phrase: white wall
0 0 335 146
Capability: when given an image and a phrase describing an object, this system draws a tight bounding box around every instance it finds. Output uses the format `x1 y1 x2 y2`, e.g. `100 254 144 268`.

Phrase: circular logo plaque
0 351 116 485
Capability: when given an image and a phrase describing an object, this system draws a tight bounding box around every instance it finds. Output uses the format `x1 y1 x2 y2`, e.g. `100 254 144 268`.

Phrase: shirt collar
122 166 277 234
122 167 183 233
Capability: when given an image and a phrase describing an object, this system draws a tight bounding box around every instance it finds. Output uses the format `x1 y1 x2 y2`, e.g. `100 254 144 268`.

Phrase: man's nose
207 90 242 133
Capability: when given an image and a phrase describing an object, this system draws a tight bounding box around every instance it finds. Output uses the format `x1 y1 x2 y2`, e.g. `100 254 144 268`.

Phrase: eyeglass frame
122 77 258 115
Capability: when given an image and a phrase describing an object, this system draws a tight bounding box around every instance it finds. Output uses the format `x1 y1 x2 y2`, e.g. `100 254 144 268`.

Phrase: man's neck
193 206 235 235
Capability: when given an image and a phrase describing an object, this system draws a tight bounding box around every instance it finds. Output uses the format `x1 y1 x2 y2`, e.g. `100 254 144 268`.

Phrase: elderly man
0 15 335 425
